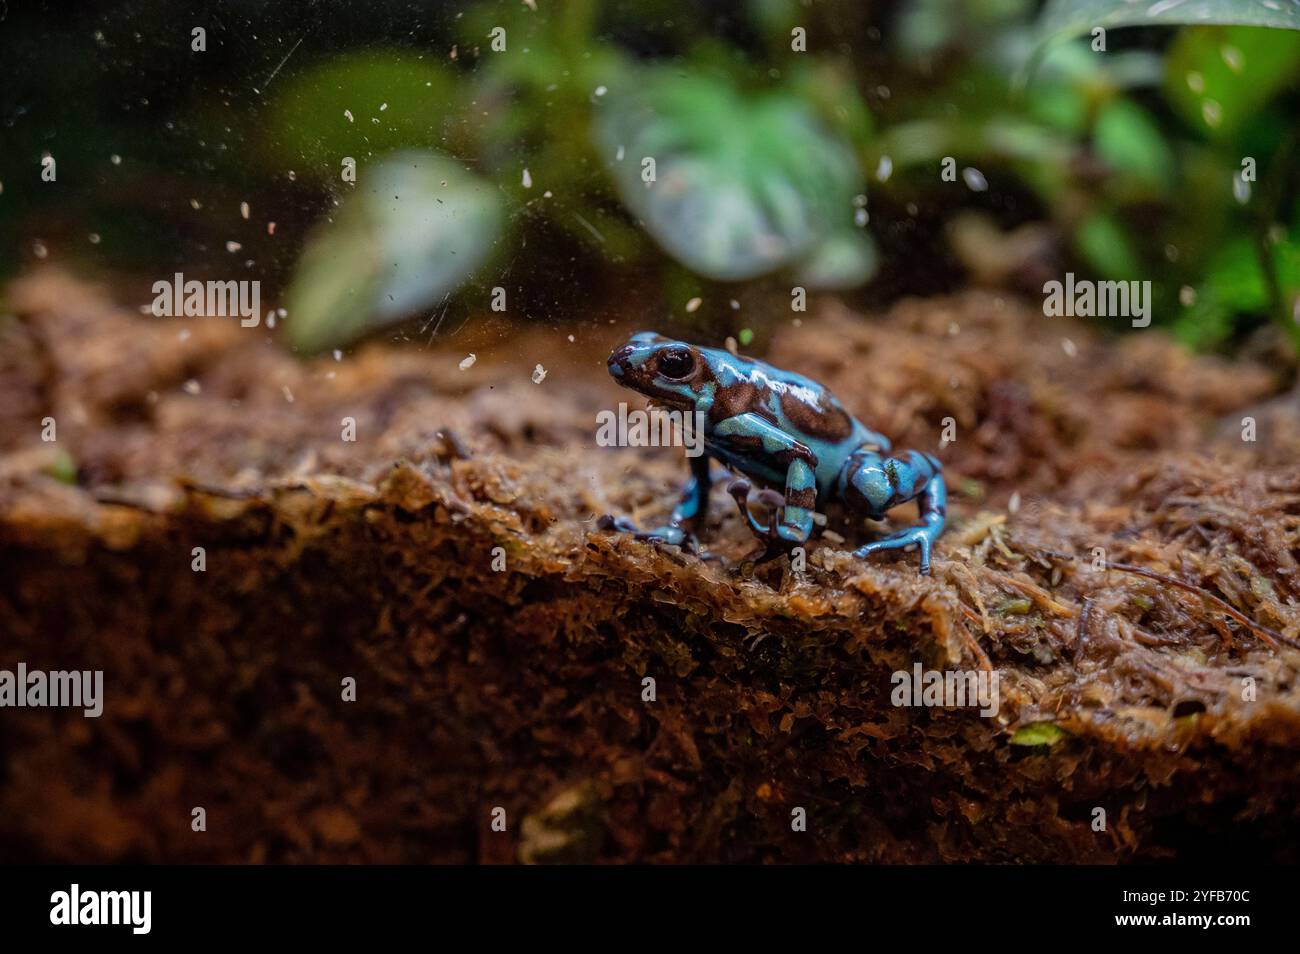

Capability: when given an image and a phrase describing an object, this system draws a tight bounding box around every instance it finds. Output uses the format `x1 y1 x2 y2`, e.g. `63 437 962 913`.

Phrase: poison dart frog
600 332 947 574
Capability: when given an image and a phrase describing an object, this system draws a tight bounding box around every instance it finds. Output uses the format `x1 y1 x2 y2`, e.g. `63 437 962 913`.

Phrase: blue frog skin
601 332 947 574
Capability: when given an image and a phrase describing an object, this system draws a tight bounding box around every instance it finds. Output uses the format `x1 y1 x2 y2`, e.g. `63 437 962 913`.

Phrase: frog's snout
607 343 635 378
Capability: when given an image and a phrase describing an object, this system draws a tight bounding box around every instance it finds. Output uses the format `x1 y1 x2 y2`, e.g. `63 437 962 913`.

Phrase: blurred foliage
596 67 874 284
284 153 503 351
1 0 1298 354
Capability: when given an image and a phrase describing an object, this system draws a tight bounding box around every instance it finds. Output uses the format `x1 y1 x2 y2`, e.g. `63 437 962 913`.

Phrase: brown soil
2 271 1299 863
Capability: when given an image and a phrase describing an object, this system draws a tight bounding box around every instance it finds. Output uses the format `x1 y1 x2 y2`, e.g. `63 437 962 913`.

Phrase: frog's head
607 331 708 411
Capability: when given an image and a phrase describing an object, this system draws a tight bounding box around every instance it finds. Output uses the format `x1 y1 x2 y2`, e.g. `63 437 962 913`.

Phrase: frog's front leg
715 413 817 557
599 452 713 552
846 450 946 575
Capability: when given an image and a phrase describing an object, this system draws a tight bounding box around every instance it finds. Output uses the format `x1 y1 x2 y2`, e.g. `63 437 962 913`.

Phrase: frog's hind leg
598 452 714 553
850 451 946 575
725 457 818 564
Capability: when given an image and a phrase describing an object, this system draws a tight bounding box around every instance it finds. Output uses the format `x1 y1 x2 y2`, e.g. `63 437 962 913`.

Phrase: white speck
459 353 477 370
268 222 277 235
567 334 575 343
183 379 201 395
792 317 802 327
948 322 960 336
685 297 702 313
1186 71 1205 94
532 364 547 384
522 168 532 188
333 349 343 361
1008 491 1021 514
854 208 869 227
32 240 48 259
724 336 738 355
240 201 250 219
1179 286 1197 307
616 145 625 161
266 312 276 329
282 385 295 403
875 156 893 182
379 102 388 111
962 167 988 192
730 299 740 310
1233 174 1250 204
88 233 100 244
594 85 607 97
191 198 202 210
543 190 552 198
344 109 354 122
1062 338 1078 358
226 241 241 253
1202 100 1223 128
1221 46 1243 72
178 329 191 342
110 154 122 165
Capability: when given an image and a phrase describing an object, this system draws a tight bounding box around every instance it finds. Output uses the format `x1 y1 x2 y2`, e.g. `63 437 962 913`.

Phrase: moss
1 273 1299 863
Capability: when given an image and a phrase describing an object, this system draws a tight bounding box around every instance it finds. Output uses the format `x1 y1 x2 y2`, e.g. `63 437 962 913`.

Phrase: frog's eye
657 348 695 380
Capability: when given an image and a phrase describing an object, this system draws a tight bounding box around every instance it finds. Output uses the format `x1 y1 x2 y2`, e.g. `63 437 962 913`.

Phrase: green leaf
1075 212 1142 278
1205 236 1270 310
261 52 461 178
284 151 504 352
1164 26 1300 139
794 231 879 290
44 450 77 486
1093 99 1174 186
1010 722 1068 747
1037 0 1300 48
595 69 865 283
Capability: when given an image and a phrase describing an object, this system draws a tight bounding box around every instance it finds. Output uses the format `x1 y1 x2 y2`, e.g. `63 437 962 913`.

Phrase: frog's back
700 347 887 491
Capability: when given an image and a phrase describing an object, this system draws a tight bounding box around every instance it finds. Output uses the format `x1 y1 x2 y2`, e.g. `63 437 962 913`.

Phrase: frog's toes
853 529 934 575
634 525 696 551
596 513 640 535
597 514 699 554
